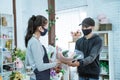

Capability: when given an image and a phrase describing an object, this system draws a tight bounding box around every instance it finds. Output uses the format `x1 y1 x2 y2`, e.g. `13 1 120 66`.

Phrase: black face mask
82 29 92 35
41 28 48 36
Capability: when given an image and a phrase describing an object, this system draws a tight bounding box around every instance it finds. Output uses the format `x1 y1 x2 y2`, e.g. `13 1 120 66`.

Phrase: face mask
41 28 48 36
82 29 92 35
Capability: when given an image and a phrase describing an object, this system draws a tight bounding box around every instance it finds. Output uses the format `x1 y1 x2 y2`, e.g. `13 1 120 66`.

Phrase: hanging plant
47 20 56 31
46 5 55 15
45 4 58 31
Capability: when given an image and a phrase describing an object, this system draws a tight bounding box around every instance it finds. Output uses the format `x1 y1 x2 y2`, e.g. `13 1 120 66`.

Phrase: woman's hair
25 15 47 47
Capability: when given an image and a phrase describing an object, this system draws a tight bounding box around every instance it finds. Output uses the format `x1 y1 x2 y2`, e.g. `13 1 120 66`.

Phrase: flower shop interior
0 0 120 80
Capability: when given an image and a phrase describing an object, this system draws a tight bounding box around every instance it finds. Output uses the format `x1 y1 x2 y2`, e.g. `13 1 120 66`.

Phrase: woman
25 15 60 80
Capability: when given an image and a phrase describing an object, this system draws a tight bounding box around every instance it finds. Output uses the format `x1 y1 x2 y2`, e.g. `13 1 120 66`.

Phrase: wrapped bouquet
47 45 65 80
73 49 84 60
47 45 84 80
57 49 84 64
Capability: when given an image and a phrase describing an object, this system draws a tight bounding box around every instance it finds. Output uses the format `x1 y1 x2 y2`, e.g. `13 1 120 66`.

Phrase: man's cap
79 17 95 27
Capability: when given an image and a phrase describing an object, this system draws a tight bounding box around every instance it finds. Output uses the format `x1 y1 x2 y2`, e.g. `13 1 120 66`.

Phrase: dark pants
30 77 36 80
79 76 99 80
34 68 50 80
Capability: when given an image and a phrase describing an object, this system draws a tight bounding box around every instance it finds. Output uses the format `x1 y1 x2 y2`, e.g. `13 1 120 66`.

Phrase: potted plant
12 48 26 69
9 71 23 80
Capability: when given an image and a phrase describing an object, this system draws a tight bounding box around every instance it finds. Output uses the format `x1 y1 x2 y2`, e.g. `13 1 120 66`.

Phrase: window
56 8 87 50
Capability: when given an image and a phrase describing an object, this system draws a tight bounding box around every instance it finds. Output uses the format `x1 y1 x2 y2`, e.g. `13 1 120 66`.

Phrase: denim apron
34 45 50 80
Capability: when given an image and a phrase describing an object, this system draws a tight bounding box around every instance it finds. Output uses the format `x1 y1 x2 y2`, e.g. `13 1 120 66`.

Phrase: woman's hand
57 52 73 63
56 46 80 67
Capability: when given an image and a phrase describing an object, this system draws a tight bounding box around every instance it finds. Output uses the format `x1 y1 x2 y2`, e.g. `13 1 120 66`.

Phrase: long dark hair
25 15 47 47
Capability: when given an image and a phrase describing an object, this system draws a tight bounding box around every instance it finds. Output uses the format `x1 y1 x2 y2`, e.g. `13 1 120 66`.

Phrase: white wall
55 0 87 11
55 8 87 50
16 0 48 49
0 0 13 14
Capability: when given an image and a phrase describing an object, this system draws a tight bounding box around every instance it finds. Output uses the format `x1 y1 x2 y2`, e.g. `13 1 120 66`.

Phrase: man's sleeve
78 37 102 67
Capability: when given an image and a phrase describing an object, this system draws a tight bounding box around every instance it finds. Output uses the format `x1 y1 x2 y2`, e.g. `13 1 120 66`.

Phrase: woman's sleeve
31 40 57 71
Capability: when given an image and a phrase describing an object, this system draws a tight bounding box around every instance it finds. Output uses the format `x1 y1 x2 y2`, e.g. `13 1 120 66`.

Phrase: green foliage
73 54 79 59
62 50 69 57
10 72 16 80
12 48 26 61
9 71 23 80
60 69 65 75
45 5 58 31
100 61 109 73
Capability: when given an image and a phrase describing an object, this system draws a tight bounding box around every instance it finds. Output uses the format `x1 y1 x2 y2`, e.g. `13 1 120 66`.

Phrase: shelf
100 73 109 76
100 58 109 61
93 31 112 34
2 51 11 53
0 13 14 78
0 26 13 28
0 50 12 53
3 62 14 65
96 31 113 80
0 38 13 40
2 71 12 75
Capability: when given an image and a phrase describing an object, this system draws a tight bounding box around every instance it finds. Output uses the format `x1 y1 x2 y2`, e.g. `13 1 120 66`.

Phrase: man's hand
67 60 80 67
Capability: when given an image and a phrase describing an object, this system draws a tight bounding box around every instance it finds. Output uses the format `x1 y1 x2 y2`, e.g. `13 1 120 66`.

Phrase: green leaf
73 54 79 59
62 50 69 57
60 69 65 75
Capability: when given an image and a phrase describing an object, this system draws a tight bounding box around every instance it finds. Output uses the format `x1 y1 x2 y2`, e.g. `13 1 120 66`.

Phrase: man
59 17 102 80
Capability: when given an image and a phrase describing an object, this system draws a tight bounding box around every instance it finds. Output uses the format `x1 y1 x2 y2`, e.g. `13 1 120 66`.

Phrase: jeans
79 76 99 80
30 77 36 80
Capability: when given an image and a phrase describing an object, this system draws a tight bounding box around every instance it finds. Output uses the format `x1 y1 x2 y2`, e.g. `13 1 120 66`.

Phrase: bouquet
57 49 84 64
73 49 84 60
62 50 69 57
72 49 84 62
47 45 65 80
